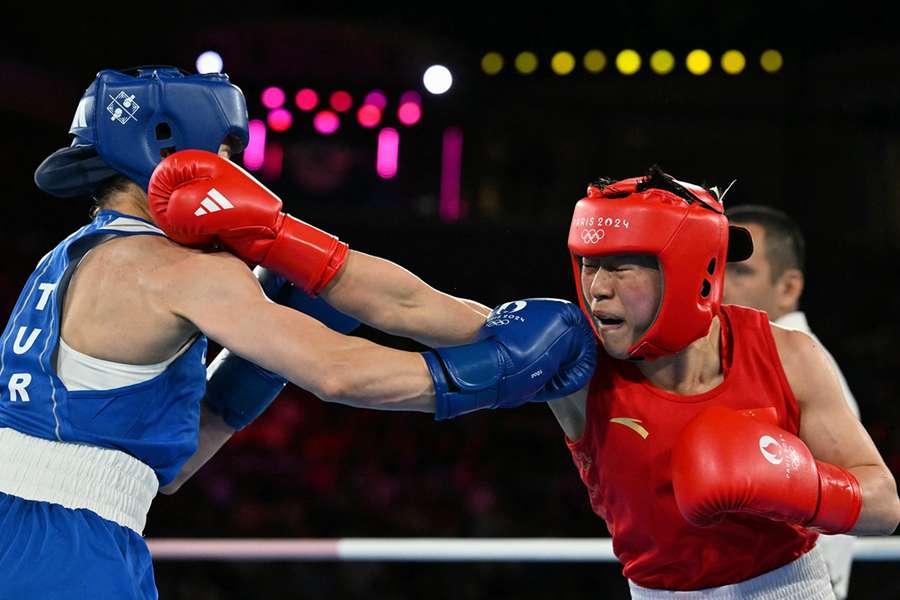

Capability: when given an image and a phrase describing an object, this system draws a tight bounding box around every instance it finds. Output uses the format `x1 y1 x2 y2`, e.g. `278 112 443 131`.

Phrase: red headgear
567 168 752 360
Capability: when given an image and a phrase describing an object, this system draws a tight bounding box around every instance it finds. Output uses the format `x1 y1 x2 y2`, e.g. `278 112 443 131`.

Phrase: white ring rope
148 537 900 562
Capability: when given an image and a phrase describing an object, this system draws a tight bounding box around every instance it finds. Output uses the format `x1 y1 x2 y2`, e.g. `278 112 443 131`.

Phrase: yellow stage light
616 49 641 75
650 50 675 74
481 52 504 75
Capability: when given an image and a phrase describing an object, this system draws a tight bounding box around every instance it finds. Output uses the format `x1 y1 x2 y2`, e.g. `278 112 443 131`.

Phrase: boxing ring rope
147 537 900 562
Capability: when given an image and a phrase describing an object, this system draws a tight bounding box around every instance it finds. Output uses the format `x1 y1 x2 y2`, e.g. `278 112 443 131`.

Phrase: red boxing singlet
566 304 818 590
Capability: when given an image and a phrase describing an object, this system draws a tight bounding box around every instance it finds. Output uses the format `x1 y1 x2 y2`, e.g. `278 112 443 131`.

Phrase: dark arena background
2 5 899 599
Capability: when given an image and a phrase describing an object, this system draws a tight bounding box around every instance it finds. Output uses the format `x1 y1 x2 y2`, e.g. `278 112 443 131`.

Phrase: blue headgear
34 67 249 198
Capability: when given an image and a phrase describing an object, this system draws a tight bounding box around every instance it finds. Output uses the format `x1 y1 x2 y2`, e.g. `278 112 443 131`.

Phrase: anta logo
759 435 783 465
194 188 234 216
609 417 649 439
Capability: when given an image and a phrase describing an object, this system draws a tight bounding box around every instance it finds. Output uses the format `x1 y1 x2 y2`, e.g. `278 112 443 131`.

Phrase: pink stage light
440 127 463 222
261 86 286 109
244 119 266 171
313 111 340 135
363 90 387 109
262 141 284 180
295 88 318 111
267 108 293 132
399 90 422 106
376 128 399 179
357 104 382 128
397 102 422 126
330 90 353 112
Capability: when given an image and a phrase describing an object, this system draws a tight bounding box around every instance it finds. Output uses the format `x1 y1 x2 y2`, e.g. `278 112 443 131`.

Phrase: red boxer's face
580 254 661 359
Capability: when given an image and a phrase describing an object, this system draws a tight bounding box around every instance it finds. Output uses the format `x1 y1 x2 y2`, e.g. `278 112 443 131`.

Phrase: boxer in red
551 167 900 598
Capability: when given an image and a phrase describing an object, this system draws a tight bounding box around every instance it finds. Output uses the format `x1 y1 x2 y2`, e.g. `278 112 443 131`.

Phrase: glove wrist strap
808 460 862 534
264 214 349 295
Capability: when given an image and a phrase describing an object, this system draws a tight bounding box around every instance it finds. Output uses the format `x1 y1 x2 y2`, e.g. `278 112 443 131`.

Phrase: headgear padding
567 168 752 360
35 67 249 198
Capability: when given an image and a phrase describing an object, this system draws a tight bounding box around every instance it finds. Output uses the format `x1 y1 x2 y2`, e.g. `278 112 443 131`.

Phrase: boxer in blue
0 67 596 599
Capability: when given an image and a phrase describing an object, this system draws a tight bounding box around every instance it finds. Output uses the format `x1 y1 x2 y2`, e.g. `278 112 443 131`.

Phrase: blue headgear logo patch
107 92 140 125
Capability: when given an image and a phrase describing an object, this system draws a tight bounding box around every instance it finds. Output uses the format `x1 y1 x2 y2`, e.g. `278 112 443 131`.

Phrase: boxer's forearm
321 250 487 346
159 403 235 494
310 342 436 412
847 464 900 535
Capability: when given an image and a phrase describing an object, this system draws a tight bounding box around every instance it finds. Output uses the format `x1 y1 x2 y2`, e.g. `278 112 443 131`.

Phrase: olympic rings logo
485 319 511 327
580 228 604 244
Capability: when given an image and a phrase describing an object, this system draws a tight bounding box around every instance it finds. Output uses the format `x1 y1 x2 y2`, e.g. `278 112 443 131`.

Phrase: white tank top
56 337 189 391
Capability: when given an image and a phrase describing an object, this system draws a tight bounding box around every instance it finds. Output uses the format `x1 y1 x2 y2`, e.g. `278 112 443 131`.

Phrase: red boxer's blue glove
204 267 360 430
424 298 597 420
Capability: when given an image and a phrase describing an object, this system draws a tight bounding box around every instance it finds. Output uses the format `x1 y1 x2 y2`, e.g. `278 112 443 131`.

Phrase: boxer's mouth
594 313 624 328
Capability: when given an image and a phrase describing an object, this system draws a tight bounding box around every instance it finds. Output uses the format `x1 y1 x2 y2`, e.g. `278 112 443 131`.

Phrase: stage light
364 90 387 109
721 50 746 75
584 50 607 73
440 127 463 223
261 87 286 109
267 108 292 132
377 128 399 179
616 49 641 75
196 51 223 74
686 50 712 75
330 91 353 112
400 91 422 106
313 111 340 135
650 50 675 74
514 52 538 74
295 88 318 111
761 50 783 73
551 51 576 75
482 52 504 75
357 104 382 128
244 119 266 171
398 102 422 126
423 65 453 94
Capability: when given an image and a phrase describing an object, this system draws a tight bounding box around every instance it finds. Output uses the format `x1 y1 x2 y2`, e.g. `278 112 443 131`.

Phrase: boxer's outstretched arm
149 151 488 346
162 251 437 411
320 250 490 347
776 326 900 535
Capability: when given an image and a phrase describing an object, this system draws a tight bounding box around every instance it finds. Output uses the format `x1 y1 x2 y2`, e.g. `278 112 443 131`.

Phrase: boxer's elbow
879 483 900 535
875 470 900 535
307 360 355 404
854 468 900 535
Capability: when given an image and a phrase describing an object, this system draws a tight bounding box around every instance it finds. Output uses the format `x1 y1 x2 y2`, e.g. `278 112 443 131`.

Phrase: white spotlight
423 65 453 95
196 51 224 74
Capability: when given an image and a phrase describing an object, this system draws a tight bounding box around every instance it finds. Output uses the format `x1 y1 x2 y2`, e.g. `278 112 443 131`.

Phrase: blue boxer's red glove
204 267 360 430
424 298 597 420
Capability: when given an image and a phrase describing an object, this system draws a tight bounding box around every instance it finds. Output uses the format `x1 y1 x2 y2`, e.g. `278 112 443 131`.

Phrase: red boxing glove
148 150 348 294
672 406 861 534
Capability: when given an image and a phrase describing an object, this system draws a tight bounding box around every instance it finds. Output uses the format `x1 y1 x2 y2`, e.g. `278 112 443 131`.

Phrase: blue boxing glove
423 298 597 420
204 267 360 430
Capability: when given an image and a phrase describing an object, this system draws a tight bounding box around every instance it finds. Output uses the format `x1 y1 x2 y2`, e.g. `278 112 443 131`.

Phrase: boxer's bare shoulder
61 233 251 364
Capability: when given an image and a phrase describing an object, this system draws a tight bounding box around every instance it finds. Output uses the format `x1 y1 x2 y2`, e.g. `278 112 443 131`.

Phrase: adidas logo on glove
194 188 234 216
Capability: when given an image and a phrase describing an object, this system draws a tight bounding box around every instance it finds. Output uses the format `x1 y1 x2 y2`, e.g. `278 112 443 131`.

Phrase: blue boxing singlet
0 209 207 486
0 210 208 600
